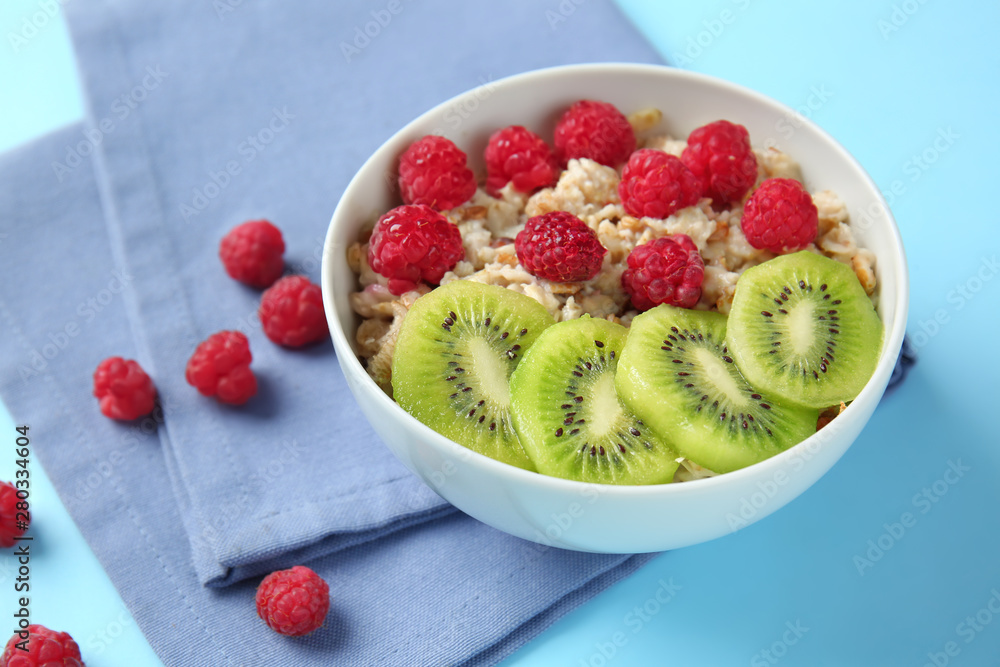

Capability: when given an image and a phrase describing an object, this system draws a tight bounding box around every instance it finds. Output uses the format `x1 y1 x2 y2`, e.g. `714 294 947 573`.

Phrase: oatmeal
348 114 876 393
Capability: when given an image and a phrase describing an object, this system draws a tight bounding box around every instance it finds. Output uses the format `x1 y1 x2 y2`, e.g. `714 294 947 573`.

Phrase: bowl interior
321 64 908 552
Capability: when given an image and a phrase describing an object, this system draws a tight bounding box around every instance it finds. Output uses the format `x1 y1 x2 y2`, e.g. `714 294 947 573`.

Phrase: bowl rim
321 62 910 498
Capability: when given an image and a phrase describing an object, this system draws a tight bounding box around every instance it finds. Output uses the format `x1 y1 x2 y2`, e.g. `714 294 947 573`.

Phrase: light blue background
2 1 999 665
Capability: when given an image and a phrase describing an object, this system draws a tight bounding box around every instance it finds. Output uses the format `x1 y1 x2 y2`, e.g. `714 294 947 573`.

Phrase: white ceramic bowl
321 63 908 553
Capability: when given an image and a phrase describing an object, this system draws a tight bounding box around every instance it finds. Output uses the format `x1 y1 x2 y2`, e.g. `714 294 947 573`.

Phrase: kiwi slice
728 251 883 409
391 280 554 470
509 316 679 485
616 305 818 474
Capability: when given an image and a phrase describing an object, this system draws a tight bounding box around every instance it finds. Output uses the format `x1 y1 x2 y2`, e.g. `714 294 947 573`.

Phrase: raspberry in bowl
321 64 908 554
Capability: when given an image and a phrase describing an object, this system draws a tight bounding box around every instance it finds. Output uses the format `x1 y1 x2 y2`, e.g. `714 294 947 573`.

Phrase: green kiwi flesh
510 316 679 485
391 281 555 470
727 251 884 409
616 305 819 474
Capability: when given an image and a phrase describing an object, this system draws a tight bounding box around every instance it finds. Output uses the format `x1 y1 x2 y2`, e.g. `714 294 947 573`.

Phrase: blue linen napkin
0 0 913 663
0 0 665 664
885 335 916 394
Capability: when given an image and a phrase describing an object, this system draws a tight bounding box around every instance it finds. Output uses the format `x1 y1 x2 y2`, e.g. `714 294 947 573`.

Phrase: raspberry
622 235 705 311
185 331 257 405
92 357 156 421
0 481 29 548
515 211 606 283
398 135 477 211
259 276 328 347
681 120 758 205
368 204 464 295
553 100 636 167
256 565 330 637
1 625 83 667
219 220 286 288
741 178 819 253
484 125 558 195
619 149 703 219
